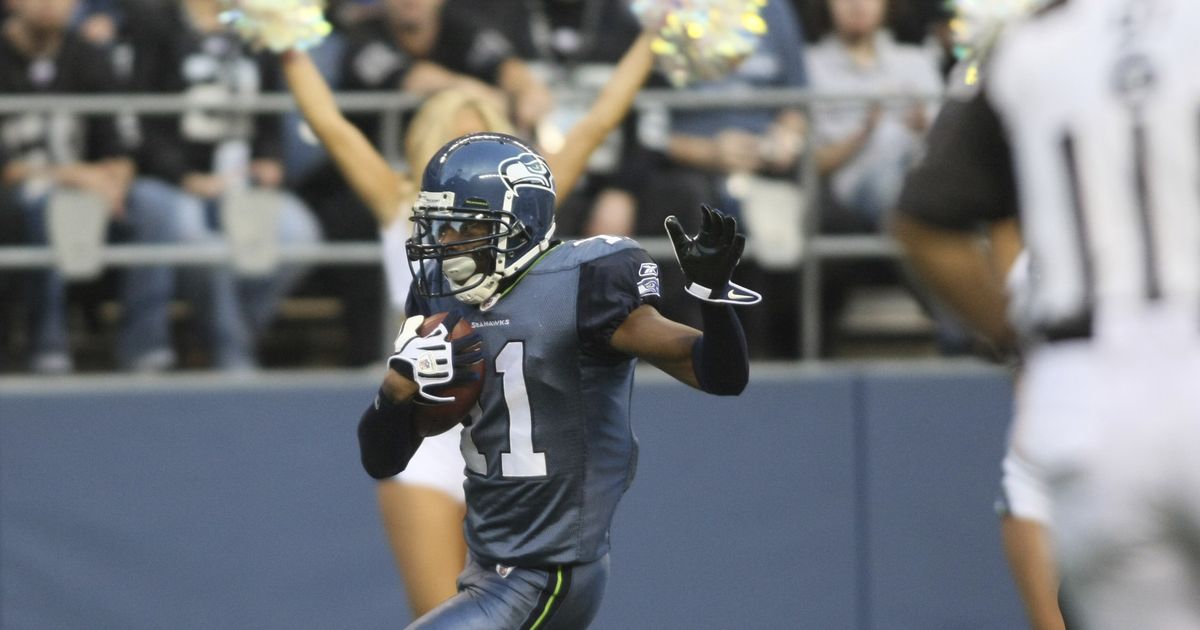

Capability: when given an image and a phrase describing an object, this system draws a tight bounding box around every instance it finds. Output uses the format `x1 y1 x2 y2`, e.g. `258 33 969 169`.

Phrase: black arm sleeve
577 248 662 360
357 391 423 479
895 89 1018 231
691 302 749 396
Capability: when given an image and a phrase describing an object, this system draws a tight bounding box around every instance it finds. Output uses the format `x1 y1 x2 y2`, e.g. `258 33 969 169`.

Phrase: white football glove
386 313 483 404
387 315 457 403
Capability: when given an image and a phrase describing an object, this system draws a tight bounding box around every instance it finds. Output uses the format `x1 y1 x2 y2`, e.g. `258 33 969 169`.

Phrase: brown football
411 312 485 437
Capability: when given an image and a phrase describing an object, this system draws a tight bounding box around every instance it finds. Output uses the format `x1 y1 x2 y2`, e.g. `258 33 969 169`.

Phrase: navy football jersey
406 236 662 566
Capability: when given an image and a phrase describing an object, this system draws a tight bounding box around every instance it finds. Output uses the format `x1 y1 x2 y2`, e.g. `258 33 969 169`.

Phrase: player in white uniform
904 5 1067 621
896 1 1200 627
272 34 657 616
994 230 1069 630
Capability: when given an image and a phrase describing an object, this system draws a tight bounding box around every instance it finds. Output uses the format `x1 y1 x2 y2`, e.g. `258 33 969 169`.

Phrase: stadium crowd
0 0 957 373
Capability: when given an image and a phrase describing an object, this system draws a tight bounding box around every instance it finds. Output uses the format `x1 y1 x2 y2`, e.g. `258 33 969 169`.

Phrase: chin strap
443 256 499 305
450 274 501 305
446 233 555 306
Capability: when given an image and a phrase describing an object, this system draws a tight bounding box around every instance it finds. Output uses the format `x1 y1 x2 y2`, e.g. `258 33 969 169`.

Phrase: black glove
387 310 483 404
664 204 762 305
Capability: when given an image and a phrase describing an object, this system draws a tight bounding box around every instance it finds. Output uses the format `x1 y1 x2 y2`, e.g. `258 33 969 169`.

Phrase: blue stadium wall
0 363 1023 629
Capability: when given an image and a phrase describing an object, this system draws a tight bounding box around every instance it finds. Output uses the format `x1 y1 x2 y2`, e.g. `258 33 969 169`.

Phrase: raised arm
610 206 760 395
280 49 407 225
545 32 654 201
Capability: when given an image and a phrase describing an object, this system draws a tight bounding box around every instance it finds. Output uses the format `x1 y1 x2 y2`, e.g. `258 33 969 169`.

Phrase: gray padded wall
1 381 406 629
1 365 1022 629
860 368 1022 630
596 370 860 630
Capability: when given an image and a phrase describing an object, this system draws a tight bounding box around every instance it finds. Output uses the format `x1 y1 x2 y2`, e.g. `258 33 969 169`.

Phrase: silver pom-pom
631 0 769 87
220 0 333 53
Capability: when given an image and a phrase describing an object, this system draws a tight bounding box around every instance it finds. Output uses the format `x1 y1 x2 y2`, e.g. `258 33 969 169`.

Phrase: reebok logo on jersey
638 262 660 297
498 153 555 196
495 564 513 578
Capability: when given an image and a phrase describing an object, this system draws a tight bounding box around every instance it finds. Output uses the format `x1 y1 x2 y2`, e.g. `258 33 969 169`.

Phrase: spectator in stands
629 0 807 349
806 0 942 231
805 0 972 357
71 0 120 47
340 0 553 133
651 0 808 230
472 0 642 65
327 0 384 32
293 0 553 366
120 0 322 368
0 0 144 372
461 0 650 238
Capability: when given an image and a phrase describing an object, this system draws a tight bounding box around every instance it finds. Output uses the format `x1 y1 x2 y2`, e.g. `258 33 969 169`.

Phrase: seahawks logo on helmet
498 153 555 197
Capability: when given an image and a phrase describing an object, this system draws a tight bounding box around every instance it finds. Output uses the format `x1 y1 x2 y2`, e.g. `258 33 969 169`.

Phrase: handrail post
800 100 823 360
380 108 403 164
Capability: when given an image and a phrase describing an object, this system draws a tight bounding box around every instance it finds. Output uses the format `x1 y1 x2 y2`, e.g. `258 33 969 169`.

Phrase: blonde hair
404 90 513 182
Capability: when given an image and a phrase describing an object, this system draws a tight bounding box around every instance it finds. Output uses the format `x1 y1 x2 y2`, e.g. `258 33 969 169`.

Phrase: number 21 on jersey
461 341 548 478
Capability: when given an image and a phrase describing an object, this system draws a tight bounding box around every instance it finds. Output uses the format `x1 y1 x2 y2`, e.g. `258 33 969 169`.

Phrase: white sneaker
126 348 177 373
31 352 73 375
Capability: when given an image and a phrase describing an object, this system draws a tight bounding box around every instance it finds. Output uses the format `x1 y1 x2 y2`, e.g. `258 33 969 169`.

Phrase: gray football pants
406 554 609 630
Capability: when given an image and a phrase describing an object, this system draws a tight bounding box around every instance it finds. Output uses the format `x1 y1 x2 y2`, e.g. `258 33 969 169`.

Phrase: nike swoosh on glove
664 204 762 305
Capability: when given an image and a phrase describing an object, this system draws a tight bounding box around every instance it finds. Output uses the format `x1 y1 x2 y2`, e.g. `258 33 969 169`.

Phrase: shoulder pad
533 236 643 272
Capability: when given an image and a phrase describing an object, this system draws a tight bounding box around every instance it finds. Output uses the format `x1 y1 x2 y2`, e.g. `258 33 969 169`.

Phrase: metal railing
0 87 937 361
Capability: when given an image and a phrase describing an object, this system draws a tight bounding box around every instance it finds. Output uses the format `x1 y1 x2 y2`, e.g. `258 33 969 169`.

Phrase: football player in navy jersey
358 131 759 629
275 29 658 614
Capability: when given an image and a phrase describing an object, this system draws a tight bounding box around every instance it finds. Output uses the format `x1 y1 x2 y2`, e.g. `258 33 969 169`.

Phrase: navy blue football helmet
407 133 557 305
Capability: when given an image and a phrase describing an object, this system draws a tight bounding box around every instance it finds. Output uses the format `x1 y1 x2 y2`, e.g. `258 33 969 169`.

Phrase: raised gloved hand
387 311 483 404
664 204 762 305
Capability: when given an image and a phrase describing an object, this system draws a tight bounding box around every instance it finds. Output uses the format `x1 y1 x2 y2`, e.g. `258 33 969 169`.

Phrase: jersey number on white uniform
461 341 547 477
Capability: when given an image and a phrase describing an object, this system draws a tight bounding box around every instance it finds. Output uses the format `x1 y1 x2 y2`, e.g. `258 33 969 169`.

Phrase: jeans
124 178 322 367
18 190 69 364
118 178 256 370
221 189 323 335
835 155 910 230
20 177 320 371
